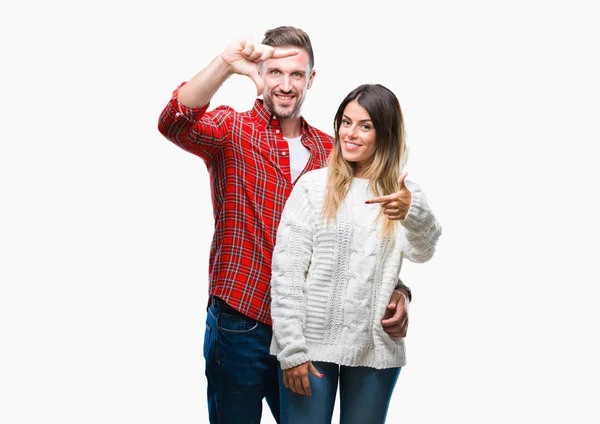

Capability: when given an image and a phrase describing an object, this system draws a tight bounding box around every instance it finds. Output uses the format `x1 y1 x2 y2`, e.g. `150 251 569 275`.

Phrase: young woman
269 83 442 423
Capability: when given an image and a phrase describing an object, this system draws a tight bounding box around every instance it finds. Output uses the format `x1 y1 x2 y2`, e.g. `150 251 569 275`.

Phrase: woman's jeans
204 296 280 424
278 361 401 424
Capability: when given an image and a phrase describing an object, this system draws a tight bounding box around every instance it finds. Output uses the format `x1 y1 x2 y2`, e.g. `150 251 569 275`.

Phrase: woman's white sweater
269 167 441 370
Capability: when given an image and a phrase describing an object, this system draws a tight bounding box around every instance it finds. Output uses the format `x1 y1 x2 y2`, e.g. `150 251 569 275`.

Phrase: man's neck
280 117 302 138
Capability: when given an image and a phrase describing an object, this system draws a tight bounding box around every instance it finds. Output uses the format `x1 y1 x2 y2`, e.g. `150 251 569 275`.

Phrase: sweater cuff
278 352 310 370
400 186 429 233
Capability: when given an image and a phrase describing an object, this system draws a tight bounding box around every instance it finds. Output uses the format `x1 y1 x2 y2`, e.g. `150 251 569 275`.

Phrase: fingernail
364 201 369 204
320 373 324 377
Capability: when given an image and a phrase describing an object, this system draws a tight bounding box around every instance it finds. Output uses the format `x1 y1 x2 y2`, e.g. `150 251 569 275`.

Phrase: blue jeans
204 296 280 424
278 361 401 424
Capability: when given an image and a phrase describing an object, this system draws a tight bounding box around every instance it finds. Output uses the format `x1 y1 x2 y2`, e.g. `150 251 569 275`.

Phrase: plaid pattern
158 84 333 324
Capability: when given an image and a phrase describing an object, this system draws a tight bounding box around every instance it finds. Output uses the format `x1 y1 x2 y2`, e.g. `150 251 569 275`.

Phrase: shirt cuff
169 82 210 121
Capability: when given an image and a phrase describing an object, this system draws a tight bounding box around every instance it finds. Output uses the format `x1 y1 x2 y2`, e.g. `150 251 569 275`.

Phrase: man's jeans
278 361 401 424
204 296 280 424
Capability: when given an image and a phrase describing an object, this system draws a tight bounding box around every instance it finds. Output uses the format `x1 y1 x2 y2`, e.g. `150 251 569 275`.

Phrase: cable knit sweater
269 167 442 370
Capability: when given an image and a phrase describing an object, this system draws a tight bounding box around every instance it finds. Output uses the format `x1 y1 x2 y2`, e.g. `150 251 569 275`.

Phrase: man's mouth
274 93 295 102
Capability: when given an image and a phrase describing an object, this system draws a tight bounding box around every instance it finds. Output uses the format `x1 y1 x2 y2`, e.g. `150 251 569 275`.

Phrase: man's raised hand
220 36 299 95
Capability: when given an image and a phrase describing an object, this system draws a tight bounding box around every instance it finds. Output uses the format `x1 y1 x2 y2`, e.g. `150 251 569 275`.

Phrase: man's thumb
248 69 264 96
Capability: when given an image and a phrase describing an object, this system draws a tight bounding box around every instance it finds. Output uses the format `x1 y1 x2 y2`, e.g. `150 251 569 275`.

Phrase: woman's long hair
322 84 407 236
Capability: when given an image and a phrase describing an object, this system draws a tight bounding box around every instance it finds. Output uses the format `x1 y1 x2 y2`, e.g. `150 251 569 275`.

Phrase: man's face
261 49 315 120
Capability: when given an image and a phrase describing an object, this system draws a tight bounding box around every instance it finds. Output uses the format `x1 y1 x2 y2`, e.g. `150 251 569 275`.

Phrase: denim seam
208 304 218 321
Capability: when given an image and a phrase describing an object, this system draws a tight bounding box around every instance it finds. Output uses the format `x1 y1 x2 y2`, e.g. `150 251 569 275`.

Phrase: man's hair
262 26 314 70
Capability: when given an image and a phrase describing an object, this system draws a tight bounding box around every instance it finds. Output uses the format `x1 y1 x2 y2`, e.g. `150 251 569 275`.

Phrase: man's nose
279 75 292 92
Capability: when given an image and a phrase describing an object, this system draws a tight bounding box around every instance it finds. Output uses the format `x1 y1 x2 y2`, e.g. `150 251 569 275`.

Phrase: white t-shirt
284 135 311 182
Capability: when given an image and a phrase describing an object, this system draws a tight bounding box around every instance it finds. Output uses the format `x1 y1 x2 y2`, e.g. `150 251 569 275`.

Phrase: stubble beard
263 90 305 120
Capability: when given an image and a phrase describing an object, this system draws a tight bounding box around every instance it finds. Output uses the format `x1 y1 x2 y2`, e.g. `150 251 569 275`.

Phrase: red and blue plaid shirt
158 84 333 324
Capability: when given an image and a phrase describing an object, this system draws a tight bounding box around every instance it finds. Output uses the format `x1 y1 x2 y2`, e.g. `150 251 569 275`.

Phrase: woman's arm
400 180 442 263
270 178 315 369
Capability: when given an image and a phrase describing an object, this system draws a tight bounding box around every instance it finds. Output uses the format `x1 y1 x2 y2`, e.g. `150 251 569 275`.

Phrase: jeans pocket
218 313 260 334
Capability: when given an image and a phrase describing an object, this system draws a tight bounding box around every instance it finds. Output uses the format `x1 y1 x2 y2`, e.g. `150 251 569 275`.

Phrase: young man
158 26 411 424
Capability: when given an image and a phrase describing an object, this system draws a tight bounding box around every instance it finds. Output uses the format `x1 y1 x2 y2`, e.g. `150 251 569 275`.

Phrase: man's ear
307 69 316 90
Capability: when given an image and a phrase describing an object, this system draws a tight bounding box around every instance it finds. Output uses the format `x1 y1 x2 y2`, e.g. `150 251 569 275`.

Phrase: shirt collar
251 99 309 134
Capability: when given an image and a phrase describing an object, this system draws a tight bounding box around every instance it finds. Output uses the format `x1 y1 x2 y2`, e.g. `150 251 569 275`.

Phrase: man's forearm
177 56 233 108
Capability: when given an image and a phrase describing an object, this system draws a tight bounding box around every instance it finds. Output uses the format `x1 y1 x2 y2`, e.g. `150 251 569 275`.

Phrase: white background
1 0 599 423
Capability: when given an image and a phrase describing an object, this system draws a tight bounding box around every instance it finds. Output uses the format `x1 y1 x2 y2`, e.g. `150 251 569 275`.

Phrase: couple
158 26 441 424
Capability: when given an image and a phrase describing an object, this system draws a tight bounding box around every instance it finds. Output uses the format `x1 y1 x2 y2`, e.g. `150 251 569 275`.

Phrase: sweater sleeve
400 180 442 263
270 177 315 369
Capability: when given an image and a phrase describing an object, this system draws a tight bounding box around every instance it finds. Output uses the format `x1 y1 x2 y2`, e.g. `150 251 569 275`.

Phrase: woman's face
339 100 377 174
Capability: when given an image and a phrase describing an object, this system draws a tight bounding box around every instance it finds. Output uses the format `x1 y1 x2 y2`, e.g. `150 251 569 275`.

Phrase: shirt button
282 151 287 156
276 130 280 134
175 112 181 118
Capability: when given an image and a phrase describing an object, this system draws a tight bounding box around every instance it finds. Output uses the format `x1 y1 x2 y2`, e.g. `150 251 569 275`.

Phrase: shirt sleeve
400 180 443 263
269 177 315 369
157 82 233 163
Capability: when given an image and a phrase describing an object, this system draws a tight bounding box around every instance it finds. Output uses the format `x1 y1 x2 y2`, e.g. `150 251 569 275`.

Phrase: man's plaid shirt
158 84 333 324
